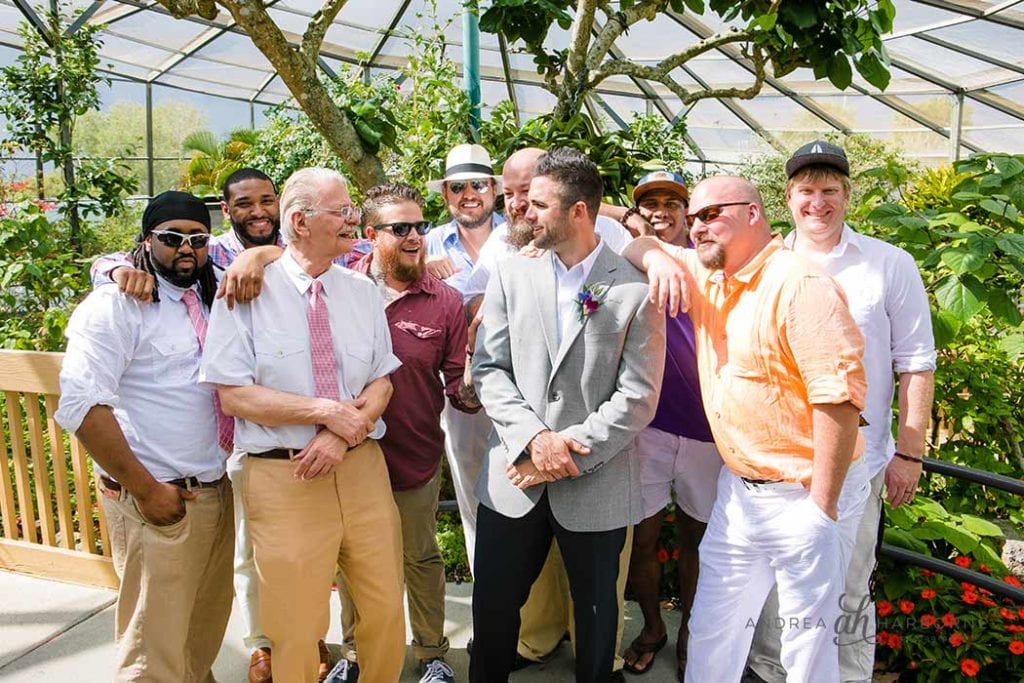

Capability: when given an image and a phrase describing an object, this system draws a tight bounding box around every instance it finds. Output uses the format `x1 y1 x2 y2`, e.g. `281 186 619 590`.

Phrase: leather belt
249 448 299 460
100 474 225 493
740 477 785 489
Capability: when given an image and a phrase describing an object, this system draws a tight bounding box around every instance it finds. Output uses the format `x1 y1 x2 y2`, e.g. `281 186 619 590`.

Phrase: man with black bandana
56 191 234 682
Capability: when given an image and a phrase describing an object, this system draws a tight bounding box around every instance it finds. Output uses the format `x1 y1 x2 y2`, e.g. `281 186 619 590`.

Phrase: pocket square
396 320 442 339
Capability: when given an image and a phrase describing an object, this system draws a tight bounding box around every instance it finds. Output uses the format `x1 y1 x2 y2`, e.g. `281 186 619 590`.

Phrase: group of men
55 136 935 683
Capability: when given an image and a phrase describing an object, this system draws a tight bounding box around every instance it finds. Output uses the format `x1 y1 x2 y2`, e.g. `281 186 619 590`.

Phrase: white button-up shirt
200 249 402 453
463 215 631 302
553 240 607 346
786 225 936 476
56 278 224 482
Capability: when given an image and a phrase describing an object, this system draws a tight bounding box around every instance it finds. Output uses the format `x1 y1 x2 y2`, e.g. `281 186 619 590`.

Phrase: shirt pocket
342 346 373 392
149 336 199 383
720 363 782 446
254 331 309 394
394 320 444 370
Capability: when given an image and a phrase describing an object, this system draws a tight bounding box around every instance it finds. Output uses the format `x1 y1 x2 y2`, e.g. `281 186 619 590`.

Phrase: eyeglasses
687 202 750 224
151 230 211 249
447 179 491 195
305 206 361 220
373 221 431 237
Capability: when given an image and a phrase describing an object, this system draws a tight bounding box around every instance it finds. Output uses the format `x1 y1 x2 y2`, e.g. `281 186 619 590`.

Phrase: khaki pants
340 469 449 662
102 477 234 682
244 440 405 683
518 526 633 670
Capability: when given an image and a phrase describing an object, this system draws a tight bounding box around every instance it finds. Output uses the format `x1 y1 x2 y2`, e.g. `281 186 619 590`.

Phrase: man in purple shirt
620 172 722 679
333 183 479 683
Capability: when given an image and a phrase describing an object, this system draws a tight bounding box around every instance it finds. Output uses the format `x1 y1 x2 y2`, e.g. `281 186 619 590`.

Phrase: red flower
960 658 980 677
656 548 669 563
920 569 935 578
671 548 680 561
921 588 937 600
1018 607 1024 619
955 555 972 568
949 632 965 647
979 563 991 574
980 597 996 608
877 630 889 646
1007 625 1024 633
1004 575 1022 588
961 582 977 593
962 591 979 605
888 633 902 649
877 601 894 617
921 614 937 628
941 612 957 627
1001 607 1018 621
1011 641 1024 655
899 599 915 614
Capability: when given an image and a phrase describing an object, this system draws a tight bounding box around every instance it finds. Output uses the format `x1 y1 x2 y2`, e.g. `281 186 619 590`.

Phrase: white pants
441 403 493 570
227 451 270 651
747 464 880 683
686 460 869 683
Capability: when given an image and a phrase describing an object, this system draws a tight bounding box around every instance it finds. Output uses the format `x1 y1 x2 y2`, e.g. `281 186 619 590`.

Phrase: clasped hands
293 397 374 481
506 430 591 490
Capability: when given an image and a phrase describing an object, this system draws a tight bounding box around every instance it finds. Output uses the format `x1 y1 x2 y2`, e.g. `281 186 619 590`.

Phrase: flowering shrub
875 555 1024 681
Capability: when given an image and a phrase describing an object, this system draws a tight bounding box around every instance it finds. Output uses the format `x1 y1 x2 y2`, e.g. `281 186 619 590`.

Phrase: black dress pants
469 490 626 683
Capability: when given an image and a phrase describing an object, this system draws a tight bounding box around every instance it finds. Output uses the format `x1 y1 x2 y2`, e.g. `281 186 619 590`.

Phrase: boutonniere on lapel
575 282 609 322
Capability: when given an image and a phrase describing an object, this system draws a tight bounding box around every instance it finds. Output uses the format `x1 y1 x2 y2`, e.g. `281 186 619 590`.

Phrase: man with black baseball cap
746 140 935 683
57 190 234 681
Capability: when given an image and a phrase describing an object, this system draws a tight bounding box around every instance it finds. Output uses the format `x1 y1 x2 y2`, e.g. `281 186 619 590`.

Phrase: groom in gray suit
469 147 665 682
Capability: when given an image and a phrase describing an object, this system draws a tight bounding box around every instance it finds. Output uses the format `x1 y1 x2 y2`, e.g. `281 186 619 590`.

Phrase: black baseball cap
785 140 850 178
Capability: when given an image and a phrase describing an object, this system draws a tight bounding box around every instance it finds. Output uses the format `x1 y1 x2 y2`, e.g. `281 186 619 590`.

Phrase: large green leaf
972 541 1005 571
959 514 1004 538
827 54 853 90
993 155 1024 179
999 332 1024 361
934 275 986 322
996 233 1024 258
883 527 930 556
940 248 985 275
987 289 1023 326
941 524 981 555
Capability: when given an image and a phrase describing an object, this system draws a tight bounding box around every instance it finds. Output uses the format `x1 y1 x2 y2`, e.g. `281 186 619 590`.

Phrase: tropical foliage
179 128 259 197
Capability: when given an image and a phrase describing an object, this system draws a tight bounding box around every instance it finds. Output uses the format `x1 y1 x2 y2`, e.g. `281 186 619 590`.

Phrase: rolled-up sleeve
784 274 867 410
55 289 138 433
887 249 937 373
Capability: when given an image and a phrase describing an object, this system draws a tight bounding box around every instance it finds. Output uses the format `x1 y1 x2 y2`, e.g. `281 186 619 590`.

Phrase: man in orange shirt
623 176 870 682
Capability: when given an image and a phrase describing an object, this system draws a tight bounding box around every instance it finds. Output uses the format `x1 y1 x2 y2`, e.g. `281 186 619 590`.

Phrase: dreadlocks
130 239 218 308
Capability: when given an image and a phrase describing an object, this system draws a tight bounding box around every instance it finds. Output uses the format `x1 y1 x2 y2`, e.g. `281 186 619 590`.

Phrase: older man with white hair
201 168 406 682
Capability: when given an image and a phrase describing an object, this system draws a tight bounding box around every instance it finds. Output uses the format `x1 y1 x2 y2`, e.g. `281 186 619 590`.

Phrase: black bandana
141 191 210 237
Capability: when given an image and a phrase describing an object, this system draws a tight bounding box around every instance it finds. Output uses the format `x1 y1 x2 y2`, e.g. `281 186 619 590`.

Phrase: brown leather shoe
318 640 332 682
249 647 272 683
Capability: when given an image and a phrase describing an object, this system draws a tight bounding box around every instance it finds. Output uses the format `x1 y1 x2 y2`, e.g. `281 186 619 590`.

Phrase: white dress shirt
462 215 631 302
552 240 607 346
200 249 402 453
56 278 224 482
786 225 936 477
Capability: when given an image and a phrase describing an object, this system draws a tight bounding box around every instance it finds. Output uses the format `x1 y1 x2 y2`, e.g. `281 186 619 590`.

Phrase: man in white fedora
425 142 506 573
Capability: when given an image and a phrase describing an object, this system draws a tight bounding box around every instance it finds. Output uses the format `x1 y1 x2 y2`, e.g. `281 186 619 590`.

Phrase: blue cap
632 171 689 203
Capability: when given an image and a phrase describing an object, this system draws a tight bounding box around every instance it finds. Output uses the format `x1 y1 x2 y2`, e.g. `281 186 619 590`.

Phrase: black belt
741 477 780 485
100 474 225 493
249 448 299 460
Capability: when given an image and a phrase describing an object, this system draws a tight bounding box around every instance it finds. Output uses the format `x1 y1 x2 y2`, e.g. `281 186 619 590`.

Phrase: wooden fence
0 350 117 589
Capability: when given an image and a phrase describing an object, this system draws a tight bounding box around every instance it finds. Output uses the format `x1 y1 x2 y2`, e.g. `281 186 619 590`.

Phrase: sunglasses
447 179 491 195
687 201 750 224
151 230 211 249
373 221 431 237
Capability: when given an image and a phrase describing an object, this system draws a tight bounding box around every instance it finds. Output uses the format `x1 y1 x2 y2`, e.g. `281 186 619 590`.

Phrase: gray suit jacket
471 244 666 532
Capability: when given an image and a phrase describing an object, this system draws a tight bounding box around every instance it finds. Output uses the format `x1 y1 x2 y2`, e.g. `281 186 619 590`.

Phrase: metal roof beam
968 89 1024 120
67 1 105 35
915 32 1024 77
497 32 520 126
146 25 231 81
363 0 412 68
11 0 53 46
910 0 1024 30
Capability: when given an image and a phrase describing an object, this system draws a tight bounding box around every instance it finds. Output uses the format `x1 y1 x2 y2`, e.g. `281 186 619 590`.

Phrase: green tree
179 128 258 196
0 4 136 248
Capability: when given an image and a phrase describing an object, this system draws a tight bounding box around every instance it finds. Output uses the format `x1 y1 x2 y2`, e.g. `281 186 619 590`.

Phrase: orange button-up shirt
668 235 866 484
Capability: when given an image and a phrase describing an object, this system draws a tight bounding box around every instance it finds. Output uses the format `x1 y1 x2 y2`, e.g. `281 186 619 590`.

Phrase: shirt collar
280 247 336 296
440 213 508 246
155 275 193 302
552 237 606 281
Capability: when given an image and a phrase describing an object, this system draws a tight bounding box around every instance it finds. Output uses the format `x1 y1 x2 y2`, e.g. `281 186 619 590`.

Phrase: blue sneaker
419 658 455 683
324 658 359 683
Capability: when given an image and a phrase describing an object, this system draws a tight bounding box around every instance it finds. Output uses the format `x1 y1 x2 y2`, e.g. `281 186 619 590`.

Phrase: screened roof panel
4 0 1024 166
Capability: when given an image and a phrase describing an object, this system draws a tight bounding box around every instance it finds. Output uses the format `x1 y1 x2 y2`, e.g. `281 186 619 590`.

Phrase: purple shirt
649 312 714 443
351 253 477 490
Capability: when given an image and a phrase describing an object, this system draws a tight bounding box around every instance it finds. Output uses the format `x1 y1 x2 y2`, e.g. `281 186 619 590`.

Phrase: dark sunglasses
687 201 750 224
447 179 491 194
373 221 431 237
151 230 211 249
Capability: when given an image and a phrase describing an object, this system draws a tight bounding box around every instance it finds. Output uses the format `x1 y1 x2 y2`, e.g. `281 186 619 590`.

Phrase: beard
232 217 280 246
378 245 425 283
506 219 535 250
696 241 725 270
152 253 203 288
454 211 491 230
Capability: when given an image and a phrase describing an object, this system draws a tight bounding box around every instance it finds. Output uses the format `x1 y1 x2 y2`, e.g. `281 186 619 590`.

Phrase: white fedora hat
426 143 503 193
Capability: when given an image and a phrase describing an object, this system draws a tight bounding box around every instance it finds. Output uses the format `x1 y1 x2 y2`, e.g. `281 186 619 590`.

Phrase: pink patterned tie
182 289 235 452
307 280 341 401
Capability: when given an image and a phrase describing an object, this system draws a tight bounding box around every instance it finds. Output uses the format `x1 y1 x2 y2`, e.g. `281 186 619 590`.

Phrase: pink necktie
307 280 341 401
182 289 235 452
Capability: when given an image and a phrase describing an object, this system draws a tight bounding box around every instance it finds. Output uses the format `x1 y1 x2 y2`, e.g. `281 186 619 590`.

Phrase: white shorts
635 426 723 523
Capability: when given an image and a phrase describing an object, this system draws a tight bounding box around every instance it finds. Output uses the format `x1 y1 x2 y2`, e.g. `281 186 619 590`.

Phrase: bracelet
894 451 924 464
621 206 642 225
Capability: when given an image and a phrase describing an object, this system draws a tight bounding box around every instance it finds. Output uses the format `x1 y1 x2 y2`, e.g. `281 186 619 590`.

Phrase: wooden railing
0 350 117 589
